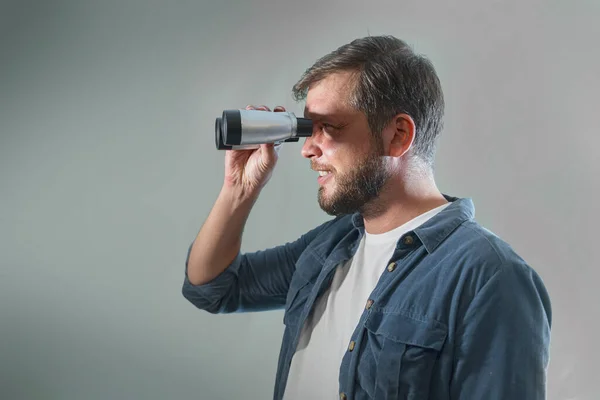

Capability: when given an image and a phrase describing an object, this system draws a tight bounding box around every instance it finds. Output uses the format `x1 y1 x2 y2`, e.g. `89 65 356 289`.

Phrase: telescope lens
215 117 232 150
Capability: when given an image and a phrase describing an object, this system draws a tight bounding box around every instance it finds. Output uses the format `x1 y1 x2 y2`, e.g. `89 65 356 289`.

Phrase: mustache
311 161 335 172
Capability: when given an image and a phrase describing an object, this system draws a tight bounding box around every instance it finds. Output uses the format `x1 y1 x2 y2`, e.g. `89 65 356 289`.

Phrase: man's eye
322 123 340 131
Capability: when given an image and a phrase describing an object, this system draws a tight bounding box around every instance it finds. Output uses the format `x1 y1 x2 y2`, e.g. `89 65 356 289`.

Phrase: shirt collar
350 194 475 253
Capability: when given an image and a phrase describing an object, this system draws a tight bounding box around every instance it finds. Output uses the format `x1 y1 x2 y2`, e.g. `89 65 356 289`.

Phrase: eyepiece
296 118 313 137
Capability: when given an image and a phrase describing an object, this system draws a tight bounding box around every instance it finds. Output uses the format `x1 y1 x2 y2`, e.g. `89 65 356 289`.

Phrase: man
182 35 552 400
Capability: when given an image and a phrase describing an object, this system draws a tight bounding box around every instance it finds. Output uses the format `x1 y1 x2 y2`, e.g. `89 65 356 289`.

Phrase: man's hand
224 105 286 196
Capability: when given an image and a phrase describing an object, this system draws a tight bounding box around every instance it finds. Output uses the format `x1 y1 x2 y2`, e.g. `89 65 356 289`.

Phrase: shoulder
446 219 537 277
445 220 551 316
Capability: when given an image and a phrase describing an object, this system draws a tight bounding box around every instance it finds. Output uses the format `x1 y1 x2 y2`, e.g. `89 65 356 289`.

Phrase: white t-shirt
283 203 450 399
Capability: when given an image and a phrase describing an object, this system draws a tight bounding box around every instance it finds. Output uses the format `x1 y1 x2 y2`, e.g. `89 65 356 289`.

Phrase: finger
245 104 256 110
256 105 270 111
260 143 277 164
274 105 286 112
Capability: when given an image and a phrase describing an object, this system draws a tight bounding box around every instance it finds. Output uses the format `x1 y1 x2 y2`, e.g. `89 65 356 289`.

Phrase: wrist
220 182 260 208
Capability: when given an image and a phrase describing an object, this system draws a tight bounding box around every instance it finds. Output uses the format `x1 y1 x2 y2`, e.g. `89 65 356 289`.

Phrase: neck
361 163 448 234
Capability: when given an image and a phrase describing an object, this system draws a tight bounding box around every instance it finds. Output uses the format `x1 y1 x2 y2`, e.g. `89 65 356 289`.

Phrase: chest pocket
358 309 447 400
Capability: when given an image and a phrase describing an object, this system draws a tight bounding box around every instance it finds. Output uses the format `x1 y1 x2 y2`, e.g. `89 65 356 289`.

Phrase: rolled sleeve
182 246 247 313
181 217 339 314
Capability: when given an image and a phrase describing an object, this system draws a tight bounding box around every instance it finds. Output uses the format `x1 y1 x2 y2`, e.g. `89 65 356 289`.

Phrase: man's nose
301 134 322 159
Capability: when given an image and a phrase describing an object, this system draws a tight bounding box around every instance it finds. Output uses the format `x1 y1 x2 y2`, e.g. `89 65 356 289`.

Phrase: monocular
215 109 313 150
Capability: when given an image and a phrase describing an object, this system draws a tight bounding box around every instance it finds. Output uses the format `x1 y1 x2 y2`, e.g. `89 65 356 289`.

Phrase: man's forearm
186 185 259 285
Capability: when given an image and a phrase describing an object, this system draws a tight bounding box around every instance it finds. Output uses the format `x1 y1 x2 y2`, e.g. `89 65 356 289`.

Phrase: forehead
304 71 358 117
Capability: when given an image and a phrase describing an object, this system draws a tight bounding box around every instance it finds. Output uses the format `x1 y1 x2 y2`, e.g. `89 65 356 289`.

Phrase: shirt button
340 393 347 400
365 299 374 310
403 235 414 245
348 341 356 351
387 262 396 272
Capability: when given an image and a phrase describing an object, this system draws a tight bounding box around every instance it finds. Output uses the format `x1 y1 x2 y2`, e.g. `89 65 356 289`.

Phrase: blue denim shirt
182 196 552 400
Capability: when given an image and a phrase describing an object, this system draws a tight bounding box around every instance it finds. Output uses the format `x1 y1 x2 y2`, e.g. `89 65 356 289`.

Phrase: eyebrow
303 106 341 121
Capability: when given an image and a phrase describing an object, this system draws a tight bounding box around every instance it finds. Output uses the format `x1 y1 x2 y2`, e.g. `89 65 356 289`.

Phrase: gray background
1 0 597 399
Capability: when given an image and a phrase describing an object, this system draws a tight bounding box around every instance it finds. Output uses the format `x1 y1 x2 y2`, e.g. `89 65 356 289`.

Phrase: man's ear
386 113 415 158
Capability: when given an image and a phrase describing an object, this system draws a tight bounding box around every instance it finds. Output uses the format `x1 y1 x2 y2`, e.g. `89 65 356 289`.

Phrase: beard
317 137 390 217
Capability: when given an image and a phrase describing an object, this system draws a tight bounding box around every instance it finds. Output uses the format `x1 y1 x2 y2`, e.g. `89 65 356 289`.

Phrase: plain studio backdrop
1 0 598 399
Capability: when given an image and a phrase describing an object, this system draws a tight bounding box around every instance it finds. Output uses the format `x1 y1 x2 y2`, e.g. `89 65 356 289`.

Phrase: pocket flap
364 310 448 351
283 274 311 326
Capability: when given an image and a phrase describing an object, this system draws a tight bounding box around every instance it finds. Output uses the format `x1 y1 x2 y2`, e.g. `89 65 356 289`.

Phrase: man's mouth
316 169 334 185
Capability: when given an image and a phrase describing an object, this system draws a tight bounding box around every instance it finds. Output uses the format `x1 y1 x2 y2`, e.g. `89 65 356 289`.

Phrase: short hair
292 35 445 167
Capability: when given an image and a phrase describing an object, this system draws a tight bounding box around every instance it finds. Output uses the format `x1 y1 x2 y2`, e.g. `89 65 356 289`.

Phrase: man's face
301 71 391 216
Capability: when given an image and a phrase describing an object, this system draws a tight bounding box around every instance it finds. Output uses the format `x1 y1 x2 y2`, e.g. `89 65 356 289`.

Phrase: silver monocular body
215 109 313 150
